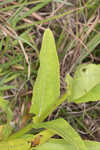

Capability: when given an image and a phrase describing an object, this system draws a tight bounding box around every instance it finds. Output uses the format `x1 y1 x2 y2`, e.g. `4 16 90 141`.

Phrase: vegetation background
0 0 100 142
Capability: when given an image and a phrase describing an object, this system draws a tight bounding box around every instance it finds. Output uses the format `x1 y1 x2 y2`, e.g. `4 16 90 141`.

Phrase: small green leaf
30 29 60 123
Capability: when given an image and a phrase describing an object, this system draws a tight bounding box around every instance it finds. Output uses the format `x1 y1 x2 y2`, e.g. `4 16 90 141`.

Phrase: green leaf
35 139 100 150
66 64 100 103
33 118 87 150
30 29 60 123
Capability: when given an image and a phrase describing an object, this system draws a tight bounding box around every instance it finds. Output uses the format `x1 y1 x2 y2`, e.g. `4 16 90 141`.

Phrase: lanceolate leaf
33 118 88 150
30 29 60 123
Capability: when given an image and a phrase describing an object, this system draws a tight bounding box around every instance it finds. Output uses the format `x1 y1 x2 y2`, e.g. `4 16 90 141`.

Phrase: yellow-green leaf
30 29 60 123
